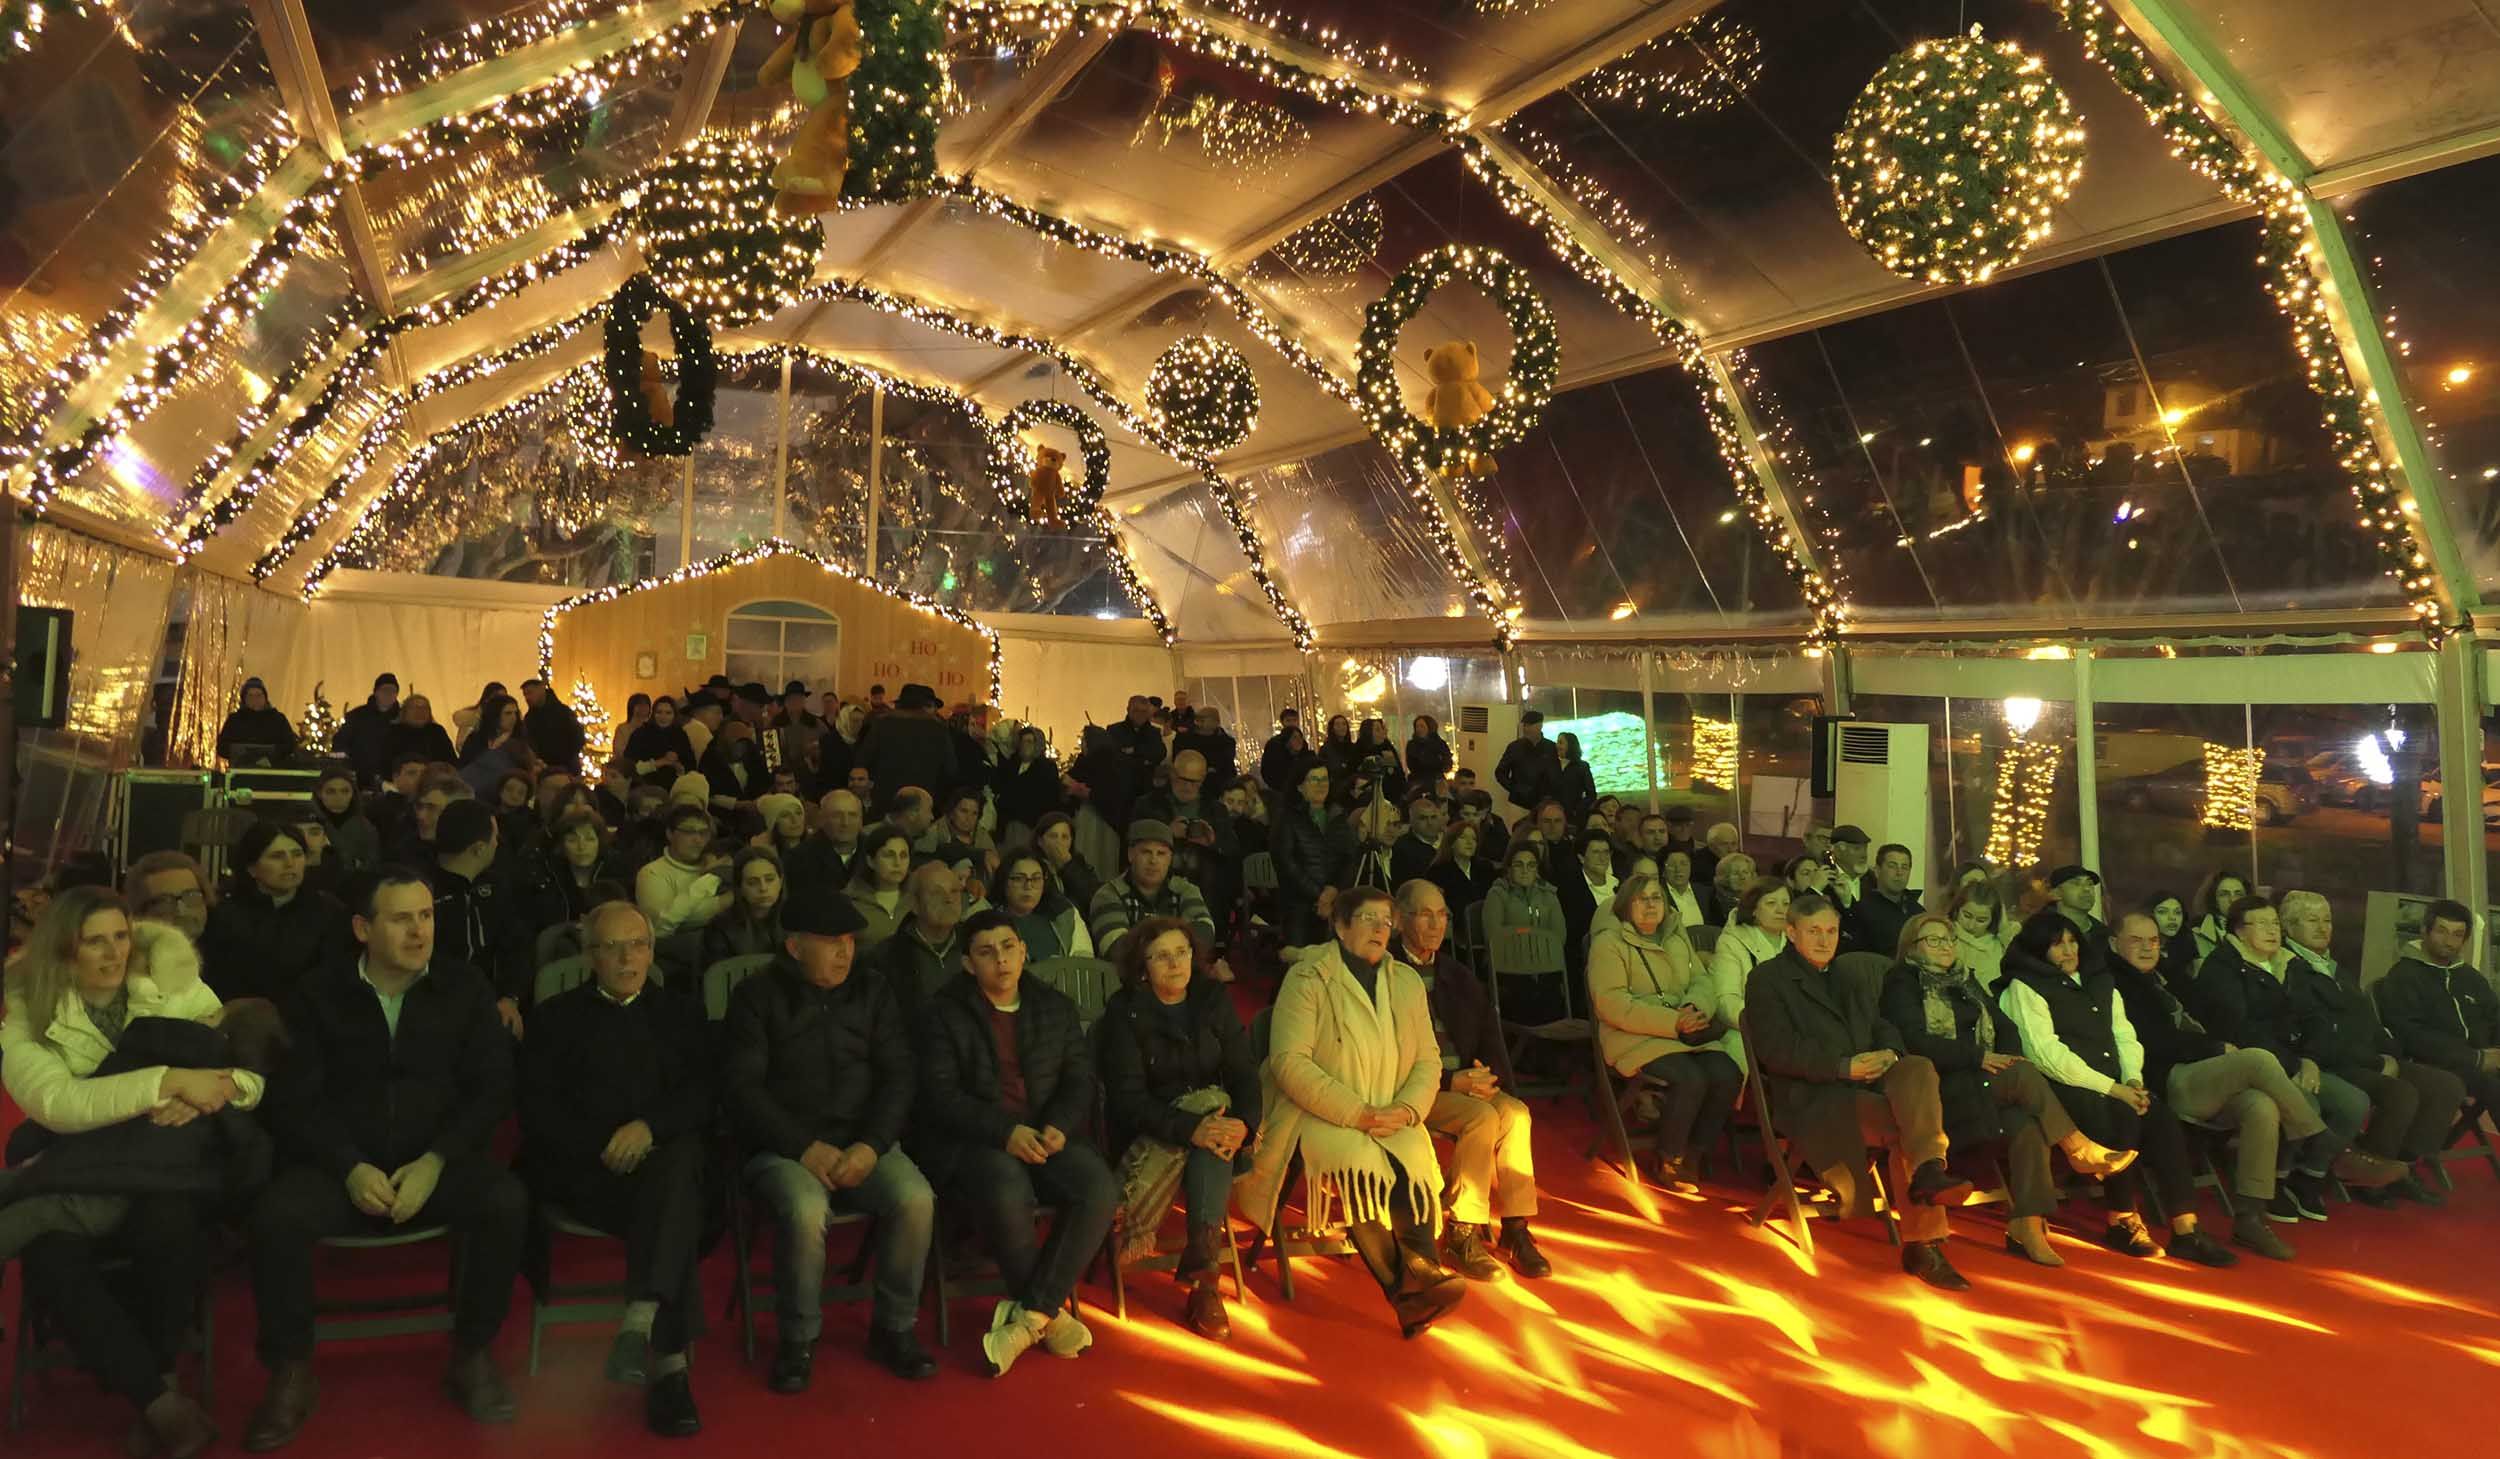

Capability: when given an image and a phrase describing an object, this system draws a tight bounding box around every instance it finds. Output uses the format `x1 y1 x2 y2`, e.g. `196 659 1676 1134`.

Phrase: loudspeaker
119 771 214 870
14 606 72 730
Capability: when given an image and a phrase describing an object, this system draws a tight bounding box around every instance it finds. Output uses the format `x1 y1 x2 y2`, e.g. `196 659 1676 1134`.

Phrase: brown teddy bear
759 0 863 216
639 348 675 428
1421 339 1495 475
1028 443 1068 526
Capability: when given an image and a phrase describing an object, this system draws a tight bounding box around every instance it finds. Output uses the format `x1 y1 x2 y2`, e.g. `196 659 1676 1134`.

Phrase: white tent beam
1465 0 1724 125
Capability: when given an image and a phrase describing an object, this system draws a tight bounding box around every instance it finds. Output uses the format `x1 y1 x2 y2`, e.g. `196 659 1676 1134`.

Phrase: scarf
1292 945 1439 1231
1114 1086 1230 1264
1916 960 1990 1050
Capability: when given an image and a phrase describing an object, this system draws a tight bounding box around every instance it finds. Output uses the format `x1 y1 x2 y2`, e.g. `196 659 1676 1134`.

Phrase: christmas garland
983 399 1111 521
603 274 717 457
1146 335 1261 455
844 0 945 202
625 132 820 328
1831 28 2086 286
1354 244 1559 478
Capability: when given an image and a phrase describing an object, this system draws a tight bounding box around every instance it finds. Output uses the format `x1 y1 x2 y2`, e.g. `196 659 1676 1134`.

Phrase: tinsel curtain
15 524 178 863
166 566 307 769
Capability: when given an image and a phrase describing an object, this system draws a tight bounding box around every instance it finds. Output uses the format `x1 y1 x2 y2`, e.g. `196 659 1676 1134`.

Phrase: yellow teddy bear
1027 443 1068 526
759 0 864 215
1422 339 1495 475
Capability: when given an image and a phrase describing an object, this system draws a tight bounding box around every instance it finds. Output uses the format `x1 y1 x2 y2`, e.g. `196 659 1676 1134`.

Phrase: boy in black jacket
243 868 525 1451
918 911 1116 1378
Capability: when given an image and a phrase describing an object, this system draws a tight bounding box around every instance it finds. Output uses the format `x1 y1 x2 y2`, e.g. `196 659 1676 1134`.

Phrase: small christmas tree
300 681 337 757
570 672 612 786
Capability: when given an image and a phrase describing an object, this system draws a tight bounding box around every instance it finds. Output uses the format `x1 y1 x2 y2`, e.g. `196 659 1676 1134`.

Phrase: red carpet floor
5 1105 2495 1459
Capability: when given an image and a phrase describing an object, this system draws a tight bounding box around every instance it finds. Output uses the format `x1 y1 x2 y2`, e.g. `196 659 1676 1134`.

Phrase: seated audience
1089 820 1216 953
875 861 970 1016
1391 880 1550 1280
1945 880 2011 993
200 820 349 1008
1745 894 1974 1290
2144 892 2199 985
1657 847 1706 933
520 902 711 1436
623 697 697 788
217 677 299 766
842 825 918 953
723 895 937 1392
1846 843 1923 958
1783 855 1832 900
756 792 810 861
390 697 457 769
2 890 262 1458
996 848 1094 960
1825 826 1870 910
931 786 993 866
2000 912 2236 1265
1427 820 1495 921
916 911 1117 1377
637 804 733 943
388 769 470 867
2190 869 2249 963
993 727 1065 844
246 868 527 1447
1704 852 1756 928
311 769 381 878
1389 794 1447 890
2279 892 2458 1207
2378 897 2500 1141
1588 874 1740 1193
1881 913 2137 1266
126 850 215 943
1482 843 1568 1026
1096 917 1263 1337
2044 865 2113 976
1270 755 1356 947
1138 748 1240 913
1708 878 1790 1037
531 807 628 929
1240 888 1466 1337
428 801 536 1034
700 847 787 967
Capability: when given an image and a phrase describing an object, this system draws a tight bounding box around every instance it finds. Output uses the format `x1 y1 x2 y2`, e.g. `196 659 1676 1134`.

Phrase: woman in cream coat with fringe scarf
1236 886 1465 1338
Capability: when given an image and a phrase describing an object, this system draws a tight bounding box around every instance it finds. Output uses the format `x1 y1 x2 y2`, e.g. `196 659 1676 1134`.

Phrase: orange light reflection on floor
1551 1317 1759 1409
1545 1267 1700 1338
1688 1267 1822 1356
1117 1394 1367 1459
2316 1268 2496 1318
2087 1272 2332 1333
1427 1322 1620 1411
1102 1306 1322 1385
1794 1352 2022 1446
1424 1403 1646 1459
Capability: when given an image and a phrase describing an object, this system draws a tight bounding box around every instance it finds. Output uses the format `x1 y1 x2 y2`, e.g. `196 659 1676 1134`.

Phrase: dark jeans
742 1148 935 1339
535 1135 707 1354
18 1192 206 1411
948 1142 1118 1319
248 1155 528 1365
2352 1062 2468 1162
1643 1051 1742 1161
2049 1083 2197 1217
1180 1145 1248 1231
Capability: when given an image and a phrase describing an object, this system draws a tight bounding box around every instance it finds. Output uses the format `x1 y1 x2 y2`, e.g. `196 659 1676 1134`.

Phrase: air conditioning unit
1453 702 1519 792
1831 720 1931 888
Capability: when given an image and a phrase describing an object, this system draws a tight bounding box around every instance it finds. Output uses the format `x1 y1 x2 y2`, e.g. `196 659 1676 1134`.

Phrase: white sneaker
1040 1307 1093 1358
982 1304 1048 1378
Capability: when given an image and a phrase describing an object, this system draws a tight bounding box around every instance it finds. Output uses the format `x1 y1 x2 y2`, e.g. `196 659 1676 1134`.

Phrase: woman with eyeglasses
1096 916 1259 1339
1483 843 1568 1027
996 847 1094 960
1239 887 1465 1339
1882 912 2139 1266
199 821 351 1007
1589 874 1740 1191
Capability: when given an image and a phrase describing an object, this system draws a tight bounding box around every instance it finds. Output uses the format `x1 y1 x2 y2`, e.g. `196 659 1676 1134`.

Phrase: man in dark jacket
1390 793 1448 890
1845 843 1923 958
2281 891 2459 1206
725 896 938 1392
1744 894 1971 1290
1136 748 1241 924
217 677 300 767
782 788 865 904
520 902 711 1436
1259 708 1302 795
428 801 533 1037
1090 695 1168 831
917 911 1117 1378
873 861 967 1021
859 684 961 816
520 679 586 774
2376 898 2500 1124
1493 711 1560 815
1171 706 1239 789
1393 880 1549 1283
244 869 527 1448
335 673 402 787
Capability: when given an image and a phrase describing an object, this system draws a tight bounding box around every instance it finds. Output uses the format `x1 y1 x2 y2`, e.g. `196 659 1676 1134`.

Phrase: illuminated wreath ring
1831 28 2086 286
984 399 1111 521
603 273 717 457
1355 244 1558 476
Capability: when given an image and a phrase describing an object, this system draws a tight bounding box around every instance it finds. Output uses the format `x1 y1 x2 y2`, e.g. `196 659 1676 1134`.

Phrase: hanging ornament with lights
564 365 628 472
1133 49 1310 180
984 399 1111 527
570 673 614 786
1832 27 2086 286
843 0 944 201
299 682 337 758
759 0 864 213
2201 742 2264 832
604 274 717 457
1357 244 1559 479
1985 738 2063 865
1257 195 1384 294
624 131 822 329
1581 14 1765 120
3 0 96 57
1146 335 1261 455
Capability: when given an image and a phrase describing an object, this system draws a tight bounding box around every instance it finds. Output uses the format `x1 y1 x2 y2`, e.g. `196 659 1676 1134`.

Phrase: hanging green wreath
604 273 717 458
844 0 944 202
624 132 821 328
983 399 1111 523
1832 27 2087 286
1147 335 1261 456
1354 244 1559 477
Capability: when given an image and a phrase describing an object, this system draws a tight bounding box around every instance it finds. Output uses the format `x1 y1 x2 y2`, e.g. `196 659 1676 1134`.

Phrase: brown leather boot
242 1360 319 1452
1183 1277 1232 1340
141 1389 216 1459
443 1348 518 1424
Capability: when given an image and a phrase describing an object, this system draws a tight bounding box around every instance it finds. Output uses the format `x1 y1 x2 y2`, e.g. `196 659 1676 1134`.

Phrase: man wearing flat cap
1827 824 1870 910
1088 819 1216 953
723 894 938 1394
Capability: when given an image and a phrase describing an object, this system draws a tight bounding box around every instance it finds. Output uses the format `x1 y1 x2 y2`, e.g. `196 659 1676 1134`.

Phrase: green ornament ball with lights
1147 335 1261 456
623 132 822 329
1831 27 2086 286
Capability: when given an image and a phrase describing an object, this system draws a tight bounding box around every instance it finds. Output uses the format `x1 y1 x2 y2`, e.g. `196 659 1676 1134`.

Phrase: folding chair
534 922 583 971
1738 1014 1900 1257
1582 1015 1660 1184
701 954 778 1022
1026 955 1119 1032
1484 923 1590 1099
1239 1006 1355 1301
532 955 591 1007
523 1203 633 1375
725 1183 882 1364
2368 981 2500 1189
10 1257 215 1430
1686 924 1720 958
311 1227 461 1344
1087 1021 1252 1319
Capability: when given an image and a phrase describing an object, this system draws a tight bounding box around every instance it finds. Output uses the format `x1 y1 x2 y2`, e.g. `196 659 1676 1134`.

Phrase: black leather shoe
441 1349 517 1425
1439 1222 1505 1281
242 1362 319 1452
867 1326 938 1381
1498 1220 1552 1280
1901 1240 1969 1292
2166 1228 2238 1268
2099 1220 2160 1259
644 1370 701 1439
2390 1171 2445 1207
768 1338 815 1395
2284 1173 2330 1222
1907 1160 1974 1208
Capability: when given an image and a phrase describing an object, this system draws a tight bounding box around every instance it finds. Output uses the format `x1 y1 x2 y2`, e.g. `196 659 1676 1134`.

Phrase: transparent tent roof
6 0 2496 649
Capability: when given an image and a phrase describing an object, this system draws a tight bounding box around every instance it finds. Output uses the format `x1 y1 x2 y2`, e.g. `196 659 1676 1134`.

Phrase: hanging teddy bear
759 0 864 216
1421 339 1496 476
638 348 675 428
1027 443 1068 527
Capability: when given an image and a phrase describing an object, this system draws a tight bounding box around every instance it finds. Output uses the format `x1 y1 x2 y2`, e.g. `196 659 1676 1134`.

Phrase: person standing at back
1493 711 1560 817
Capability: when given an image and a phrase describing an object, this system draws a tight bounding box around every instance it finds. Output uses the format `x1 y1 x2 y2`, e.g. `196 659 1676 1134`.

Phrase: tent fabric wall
992 616 1174 757
278 571 568 729
172 570 308 767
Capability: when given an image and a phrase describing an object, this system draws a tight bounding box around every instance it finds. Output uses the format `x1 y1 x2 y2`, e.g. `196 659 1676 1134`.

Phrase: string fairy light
539 537 1005 708
985 398 1111 522
623 131 822 329
1146 334 1261 455
2200 741 2264 832
1831 27 2087 287
1254 194 1383 293
1985 737 2063 865
1690 715 1739 790
1579 13 1763 120
603 272 720 456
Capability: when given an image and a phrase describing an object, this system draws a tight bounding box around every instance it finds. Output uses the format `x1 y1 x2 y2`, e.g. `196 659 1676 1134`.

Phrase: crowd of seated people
5 675 2496 1453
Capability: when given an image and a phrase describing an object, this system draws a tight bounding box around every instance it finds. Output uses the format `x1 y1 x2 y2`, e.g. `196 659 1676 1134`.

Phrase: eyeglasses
1005 872 1046 886
1348 913 1394 930
590 937 655 956
140 891 207 914
1915 931 1954 946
